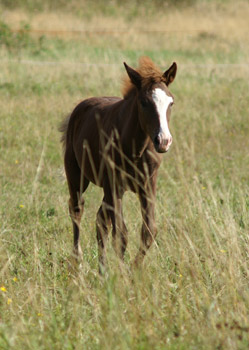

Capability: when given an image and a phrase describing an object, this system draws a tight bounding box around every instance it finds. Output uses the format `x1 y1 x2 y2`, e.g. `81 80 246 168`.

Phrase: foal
60 57 177 270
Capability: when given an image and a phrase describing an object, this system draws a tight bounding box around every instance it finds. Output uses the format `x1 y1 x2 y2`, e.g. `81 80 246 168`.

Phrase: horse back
65 96 122 185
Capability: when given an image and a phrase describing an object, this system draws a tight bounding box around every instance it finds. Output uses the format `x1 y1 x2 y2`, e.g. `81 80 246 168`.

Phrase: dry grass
2 1 249 34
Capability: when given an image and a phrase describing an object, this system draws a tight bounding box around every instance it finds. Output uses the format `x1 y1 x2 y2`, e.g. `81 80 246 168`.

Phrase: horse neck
120 93 149 158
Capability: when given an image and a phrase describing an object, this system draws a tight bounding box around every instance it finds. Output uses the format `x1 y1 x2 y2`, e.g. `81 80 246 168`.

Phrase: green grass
0 1 249 349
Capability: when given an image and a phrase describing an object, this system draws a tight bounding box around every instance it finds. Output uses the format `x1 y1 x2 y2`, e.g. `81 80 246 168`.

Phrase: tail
58 115 71 153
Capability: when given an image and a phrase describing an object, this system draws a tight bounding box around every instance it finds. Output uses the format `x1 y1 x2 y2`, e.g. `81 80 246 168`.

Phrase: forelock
122 57 166 98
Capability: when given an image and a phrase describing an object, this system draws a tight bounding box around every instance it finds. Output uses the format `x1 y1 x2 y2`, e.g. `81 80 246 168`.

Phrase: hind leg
96 197 112 273
110 196 128 260
65 148 89 261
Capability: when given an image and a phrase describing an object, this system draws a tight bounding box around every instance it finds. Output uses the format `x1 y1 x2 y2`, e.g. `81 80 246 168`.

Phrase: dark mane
122 56 165 98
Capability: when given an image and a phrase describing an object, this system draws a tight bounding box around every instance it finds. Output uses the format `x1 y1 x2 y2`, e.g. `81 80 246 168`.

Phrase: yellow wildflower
202 186 206 190
220 249 227 253
179 274 183 278
15 160 19 164
37 312 43 317
1 286 7 292
13 277 18 282
19 204 24 208
7 298 12 305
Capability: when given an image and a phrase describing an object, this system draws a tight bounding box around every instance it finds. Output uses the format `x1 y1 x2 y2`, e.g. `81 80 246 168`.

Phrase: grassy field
0 1 249 349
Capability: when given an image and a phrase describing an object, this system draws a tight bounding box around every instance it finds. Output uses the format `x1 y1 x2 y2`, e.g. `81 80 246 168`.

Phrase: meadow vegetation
0 0 248 349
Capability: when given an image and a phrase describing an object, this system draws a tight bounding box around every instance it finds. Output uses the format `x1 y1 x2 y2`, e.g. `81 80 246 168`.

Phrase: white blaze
152 88 173 144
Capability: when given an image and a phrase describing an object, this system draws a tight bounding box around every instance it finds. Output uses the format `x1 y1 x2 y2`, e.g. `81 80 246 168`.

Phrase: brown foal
60 57 177 271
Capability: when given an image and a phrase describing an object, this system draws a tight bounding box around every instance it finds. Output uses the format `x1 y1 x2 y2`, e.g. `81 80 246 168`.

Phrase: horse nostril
154 135 160 146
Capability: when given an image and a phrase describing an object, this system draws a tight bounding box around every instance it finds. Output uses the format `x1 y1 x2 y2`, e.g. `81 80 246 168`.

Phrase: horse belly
72 108 117 187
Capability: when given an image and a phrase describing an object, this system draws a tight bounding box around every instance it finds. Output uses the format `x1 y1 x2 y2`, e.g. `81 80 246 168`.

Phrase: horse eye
141 99 149 108
170 102 174 107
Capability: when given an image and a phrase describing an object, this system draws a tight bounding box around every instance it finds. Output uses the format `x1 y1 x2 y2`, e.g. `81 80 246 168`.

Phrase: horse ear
163 62 177 86
124 62 142 89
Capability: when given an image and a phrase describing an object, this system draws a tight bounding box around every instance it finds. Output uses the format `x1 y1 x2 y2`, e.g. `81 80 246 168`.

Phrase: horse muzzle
153 132 172 153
